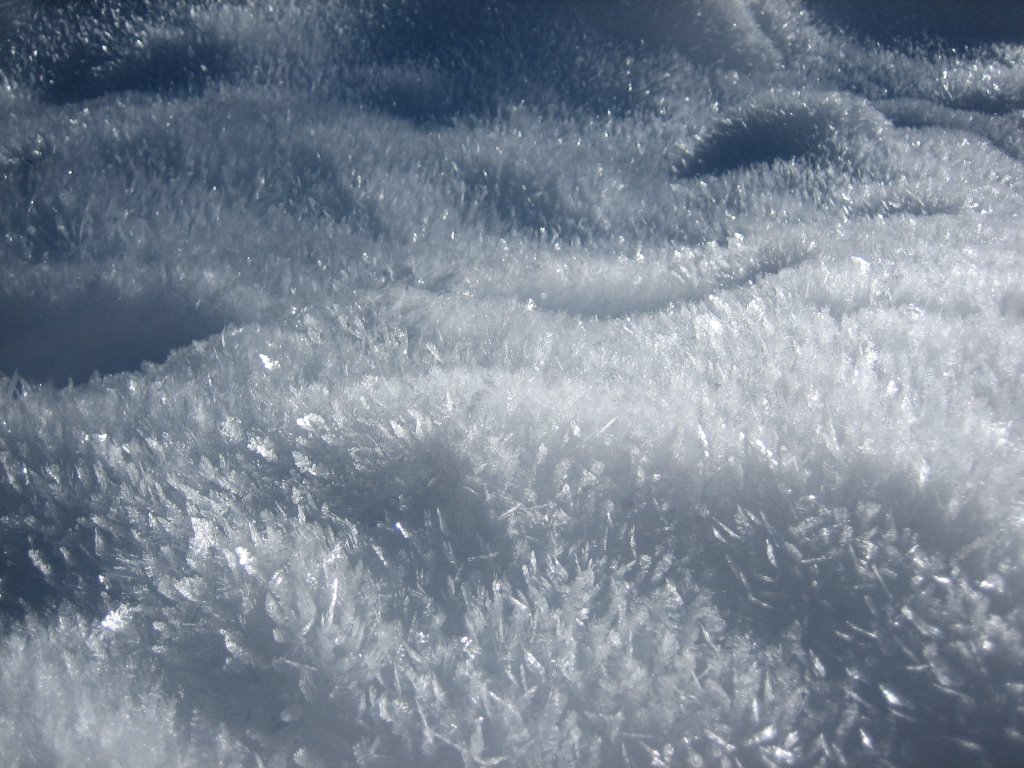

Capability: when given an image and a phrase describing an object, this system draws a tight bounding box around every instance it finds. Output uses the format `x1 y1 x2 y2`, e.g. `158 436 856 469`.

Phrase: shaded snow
1 1 1023 766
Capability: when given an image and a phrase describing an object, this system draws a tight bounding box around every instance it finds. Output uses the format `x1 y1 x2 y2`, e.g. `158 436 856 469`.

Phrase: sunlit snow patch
0 1 1023 767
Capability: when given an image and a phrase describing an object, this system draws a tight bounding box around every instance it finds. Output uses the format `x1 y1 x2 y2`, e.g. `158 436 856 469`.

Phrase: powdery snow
1 1 1023 766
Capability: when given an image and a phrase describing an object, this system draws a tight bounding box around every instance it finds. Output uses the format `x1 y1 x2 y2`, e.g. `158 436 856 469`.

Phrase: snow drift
1 1 1023 766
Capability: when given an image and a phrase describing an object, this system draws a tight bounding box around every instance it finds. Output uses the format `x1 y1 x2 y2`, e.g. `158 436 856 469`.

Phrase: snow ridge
1 1 1023 766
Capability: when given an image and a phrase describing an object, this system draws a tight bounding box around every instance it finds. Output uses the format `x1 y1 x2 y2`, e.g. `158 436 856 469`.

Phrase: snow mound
1 1 1023 766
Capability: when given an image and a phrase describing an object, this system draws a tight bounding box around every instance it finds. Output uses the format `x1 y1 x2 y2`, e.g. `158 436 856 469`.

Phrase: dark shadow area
0 287 229 385
39 33 234 105
346 0 657 124
348 0 779 125
877 99 1024 161
0 0 29 44
805 0 1024 48
2 0 235 105
455 157 597 243
674 105 838 178
353 65 469 127
202 134 385 235
0 487 105 624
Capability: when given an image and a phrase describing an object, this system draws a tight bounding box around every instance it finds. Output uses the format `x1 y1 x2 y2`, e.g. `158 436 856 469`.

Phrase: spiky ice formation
1 1 1023 765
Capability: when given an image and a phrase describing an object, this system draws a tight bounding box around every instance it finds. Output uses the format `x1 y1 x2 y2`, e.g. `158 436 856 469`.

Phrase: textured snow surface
1 1 1024 765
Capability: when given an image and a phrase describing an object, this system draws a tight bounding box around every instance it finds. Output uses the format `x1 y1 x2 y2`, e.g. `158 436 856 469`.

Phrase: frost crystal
1 1 1022 766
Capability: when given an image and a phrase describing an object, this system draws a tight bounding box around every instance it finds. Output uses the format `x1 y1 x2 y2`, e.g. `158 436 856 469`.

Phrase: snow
1 1 1023 765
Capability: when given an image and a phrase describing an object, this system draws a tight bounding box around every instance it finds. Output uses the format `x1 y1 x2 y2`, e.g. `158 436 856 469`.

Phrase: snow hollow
1 1 1023 765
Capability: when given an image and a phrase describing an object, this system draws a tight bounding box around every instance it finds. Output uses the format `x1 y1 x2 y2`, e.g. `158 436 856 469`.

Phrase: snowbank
1 1 1022 765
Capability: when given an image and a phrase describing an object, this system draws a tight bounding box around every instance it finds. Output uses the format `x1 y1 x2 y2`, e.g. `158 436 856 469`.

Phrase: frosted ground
1 0 1023 765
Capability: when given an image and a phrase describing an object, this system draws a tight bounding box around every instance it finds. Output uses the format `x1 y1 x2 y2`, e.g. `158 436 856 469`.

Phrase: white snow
1 1 1023 766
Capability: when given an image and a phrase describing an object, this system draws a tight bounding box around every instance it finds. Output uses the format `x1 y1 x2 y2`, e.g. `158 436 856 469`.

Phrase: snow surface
1 1 1023 765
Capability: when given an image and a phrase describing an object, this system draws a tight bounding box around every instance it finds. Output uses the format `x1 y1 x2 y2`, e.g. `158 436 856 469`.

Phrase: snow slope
1 1 1023 765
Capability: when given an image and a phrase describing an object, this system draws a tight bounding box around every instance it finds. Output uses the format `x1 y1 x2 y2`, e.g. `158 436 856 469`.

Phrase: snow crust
1 1 1023 765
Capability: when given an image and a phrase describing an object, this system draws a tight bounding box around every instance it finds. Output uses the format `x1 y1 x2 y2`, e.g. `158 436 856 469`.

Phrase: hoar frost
1 1 1023 766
